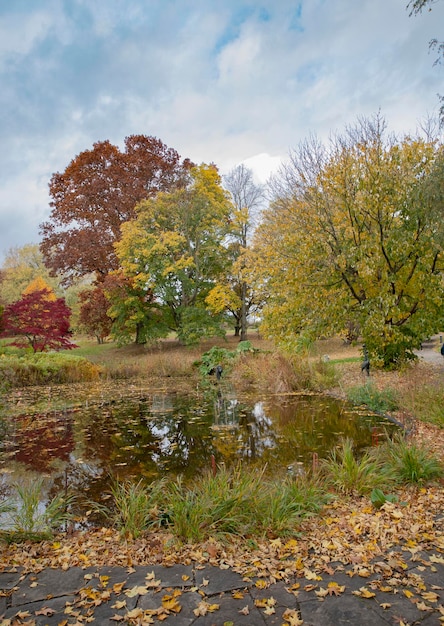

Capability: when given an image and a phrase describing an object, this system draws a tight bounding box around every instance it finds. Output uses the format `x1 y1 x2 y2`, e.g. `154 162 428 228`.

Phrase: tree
78 284 113 344
1 288 76 352
254 115 444 368
408 0 444 121
212 164 264 340
116 164 233 344
40 135 192 284
0 244 60 304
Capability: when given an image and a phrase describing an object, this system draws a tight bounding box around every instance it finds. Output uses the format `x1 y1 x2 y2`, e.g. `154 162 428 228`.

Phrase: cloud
0 0 443 263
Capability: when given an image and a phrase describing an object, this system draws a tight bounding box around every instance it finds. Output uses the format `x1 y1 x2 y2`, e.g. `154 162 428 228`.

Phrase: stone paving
1 548 443 625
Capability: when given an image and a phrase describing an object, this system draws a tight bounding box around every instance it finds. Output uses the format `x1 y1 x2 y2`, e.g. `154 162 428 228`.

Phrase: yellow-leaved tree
253 114 444 368
115 164 234 344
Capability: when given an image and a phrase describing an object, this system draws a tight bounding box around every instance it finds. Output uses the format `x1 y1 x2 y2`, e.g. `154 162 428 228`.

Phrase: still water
0 381 398 511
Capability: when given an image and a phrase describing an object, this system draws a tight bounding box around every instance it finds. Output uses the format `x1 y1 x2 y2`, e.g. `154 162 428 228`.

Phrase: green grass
346 383 398 414
320 438 393 495
91 478 167 539
0 477 75 542
376 435 443 484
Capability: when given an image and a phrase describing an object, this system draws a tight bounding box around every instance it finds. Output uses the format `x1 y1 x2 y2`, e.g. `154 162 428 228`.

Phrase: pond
0 380 399 515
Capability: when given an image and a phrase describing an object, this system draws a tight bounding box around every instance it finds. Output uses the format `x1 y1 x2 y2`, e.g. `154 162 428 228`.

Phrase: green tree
115 164 233 344
254 115 444 368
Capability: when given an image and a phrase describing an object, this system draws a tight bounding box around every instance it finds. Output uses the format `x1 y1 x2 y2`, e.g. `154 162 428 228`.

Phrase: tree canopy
254 115 444 367
206 164 264 340
40 135 192 283
115 164 233 344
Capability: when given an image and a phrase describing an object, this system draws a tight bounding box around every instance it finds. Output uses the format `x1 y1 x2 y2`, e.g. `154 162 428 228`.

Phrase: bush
346 383 398 414
0 352 101 387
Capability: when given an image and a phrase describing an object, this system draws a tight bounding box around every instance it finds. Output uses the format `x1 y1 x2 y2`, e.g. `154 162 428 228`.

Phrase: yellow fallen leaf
403 589 414 599
125 608 144 619
111 600 126 610
125 585 148 597
255 579 269 589
264 605 275 615
417 601 433 612
232 590 244 599
422 591 439 603
380 603 391 609
162 597 181 613
353 587 375 599
282 607 304 625
304 569 322 581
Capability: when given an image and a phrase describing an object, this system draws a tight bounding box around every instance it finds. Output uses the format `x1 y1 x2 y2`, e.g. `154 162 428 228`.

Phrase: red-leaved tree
40 135 193 284
78 285 113 344
1 289 76 352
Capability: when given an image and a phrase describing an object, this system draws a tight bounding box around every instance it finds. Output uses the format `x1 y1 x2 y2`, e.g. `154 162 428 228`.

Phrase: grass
320 438 393 495
376 434 443 484
0 477 74 542
92 479 167 539
346 383 398 414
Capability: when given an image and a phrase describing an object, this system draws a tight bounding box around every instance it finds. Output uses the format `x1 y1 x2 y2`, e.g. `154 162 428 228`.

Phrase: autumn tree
207 165 264 340
0 244 61 304
40 135 192 284
1 287 76 352
255 115 444 368
116 164 233 344
78 284 113 343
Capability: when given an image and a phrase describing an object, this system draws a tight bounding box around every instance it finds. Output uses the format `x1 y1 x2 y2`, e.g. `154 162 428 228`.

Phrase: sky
0 0 443 264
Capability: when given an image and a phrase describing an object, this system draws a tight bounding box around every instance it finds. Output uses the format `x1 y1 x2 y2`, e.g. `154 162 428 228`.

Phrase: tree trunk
240 281 247 342
135 321 146 344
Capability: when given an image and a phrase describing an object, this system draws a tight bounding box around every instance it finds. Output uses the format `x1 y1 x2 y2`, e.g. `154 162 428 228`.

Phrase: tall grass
0 477 74 541
231 351 338 394
321 438 392 495
375 435 443 484
91 479 167 539
100 466 331 543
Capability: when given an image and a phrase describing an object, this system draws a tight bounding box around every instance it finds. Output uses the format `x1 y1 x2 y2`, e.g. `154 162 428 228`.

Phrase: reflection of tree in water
1 390 399 517
3 412 74 473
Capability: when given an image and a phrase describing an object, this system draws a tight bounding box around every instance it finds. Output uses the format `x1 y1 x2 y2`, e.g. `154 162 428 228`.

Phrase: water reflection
0 385 399 512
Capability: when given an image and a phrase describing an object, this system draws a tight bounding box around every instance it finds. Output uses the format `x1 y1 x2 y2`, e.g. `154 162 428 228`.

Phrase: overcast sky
1 0 443 264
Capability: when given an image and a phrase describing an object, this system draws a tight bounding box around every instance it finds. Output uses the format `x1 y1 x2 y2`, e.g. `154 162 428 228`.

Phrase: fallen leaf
35 607 56 616
282 607 304 625
353 587 375 599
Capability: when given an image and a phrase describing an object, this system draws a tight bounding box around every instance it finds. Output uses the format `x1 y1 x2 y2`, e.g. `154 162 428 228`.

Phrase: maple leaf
238 605 250 615
282 607 304 625
35 606 56 616
125 585 148 597
353 587 376 599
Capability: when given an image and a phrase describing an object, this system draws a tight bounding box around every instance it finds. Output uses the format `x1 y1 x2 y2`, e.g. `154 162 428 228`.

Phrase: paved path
1 547 443 625
416 335 444 366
